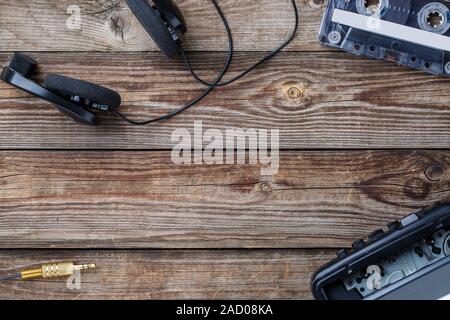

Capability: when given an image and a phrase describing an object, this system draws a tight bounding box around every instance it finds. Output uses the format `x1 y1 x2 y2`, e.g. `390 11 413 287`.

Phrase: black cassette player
311 203 450 300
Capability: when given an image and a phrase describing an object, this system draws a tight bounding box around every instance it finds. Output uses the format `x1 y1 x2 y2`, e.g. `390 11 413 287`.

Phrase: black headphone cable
112 0 299 125
111 0 233 125
181 0 299 88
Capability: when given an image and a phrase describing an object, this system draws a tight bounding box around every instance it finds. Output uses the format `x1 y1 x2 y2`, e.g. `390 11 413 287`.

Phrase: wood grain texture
1 52 450 149
0 249 332 299
2 0 450 301
0 0 324 52
1 150 449 249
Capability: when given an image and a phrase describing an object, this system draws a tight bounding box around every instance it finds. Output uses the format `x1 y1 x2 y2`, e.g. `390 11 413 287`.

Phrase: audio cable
181 0 299 88
111 0 299 125
0 262 96 282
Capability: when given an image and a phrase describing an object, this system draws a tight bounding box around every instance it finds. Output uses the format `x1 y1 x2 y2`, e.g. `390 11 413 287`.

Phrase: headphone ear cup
44 74 121 111
127 0 181 58
9 53 38 77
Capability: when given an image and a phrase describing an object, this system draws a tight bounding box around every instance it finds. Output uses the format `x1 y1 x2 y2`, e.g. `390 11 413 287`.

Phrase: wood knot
404 177 431 200
259 182 272 193
424 164 445 182
85 1 130 41
284 85 306 103
109 9 130 40
287 87 302 99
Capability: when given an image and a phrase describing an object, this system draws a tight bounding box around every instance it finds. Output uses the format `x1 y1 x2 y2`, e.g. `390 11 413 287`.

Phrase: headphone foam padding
127 0 180 58
44 74 121 110
9 53 38 77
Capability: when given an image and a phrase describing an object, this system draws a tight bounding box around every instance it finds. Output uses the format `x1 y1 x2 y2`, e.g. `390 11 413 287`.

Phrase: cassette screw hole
369 45 376 52
391 42 399 50
328 31 341 44
353 44 361 51
425 62 431 69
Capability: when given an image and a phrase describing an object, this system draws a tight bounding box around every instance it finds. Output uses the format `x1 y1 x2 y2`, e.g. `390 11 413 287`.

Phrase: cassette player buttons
352 239 366 251
387 221 403 232
368 229 385 242
336 248 350 259
400 213 419 227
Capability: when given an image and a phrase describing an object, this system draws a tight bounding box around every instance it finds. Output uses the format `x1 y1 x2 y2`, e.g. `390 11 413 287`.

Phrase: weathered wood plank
1 52 450 149
0 0 325 52
0 249 331 299
1 150 449 249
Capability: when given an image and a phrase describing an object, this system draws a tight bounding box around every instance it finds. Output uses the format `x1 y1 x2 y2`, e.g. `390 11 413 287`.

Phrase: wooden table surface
0 0 449 299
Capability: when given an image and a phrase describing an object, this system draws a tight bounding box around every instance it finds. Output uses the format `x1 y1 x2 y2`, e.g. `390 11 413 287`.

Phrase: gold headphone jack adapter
0 262 96 282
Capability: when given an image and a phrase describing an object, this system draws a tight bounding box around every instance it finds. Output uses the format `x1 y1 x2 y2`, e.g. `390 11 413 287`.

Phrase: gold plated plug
20 262 96 280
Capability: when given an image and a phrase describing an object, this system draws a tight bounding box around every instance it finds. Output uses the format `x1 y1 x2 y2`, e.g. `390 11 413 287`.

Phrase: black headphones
1 0 298 126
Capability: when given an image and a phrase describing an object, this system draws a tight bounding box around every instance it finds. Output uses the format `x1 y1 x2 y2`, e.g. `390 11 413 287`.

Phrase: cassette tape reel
319 0 450 76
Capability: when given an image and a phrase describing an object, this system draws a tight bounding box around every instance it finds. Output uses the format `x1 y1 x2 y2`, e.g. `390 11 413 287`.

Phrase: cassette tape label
319 0 450 76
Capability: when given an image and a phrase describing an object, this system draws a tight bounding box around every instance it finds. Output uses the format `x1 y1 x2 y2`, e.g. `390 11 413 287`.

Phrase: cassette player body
311 203 450 300
319 0 450 76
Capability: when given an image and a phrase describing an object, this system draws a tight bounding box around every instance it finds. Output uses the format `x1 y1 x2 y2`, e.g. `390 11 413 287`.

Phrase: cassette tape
319 0 450 76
